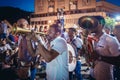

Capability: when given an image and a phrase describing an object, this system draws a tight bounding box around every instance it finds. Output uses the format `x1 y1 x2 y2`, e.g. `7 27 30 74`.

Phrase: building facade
30 0 120 30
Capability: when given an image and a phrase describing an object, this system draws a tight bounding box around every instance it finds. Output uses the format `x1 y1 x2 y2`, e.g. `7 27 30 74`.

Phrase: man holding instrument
27 23 69 80
78 16 120 80
17 19 39 80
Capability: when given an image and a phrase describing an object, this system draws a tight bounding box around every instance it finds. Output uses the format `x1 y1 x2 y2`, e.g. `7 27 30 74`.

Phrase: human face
47 27 56 40
19 23 29 29
68 29 74 38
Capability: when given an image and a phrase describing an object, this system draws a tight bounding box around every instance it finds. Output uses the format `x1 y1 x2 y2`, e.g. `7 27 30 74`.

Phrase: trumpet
11 26 46 35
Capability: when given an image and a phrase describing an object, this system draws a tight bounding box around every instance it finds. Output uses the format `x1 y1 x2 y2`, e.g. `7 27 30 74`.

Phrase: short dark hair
50 24 62 33
69 28 76 32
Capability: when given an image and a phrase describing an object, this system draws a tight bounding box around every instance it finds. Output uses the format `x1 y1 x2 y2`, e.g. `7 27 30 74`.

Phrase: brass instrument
11 26 46 35
3 19 45 35
78 16 99 29
81 30 92 65
78 16 99 67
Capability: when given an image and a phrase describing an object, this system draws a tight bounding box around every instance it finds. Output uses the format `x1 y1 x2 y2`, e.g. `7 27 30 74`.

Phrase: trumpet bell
12 26 46 35
78 16 99 29
12 26 31 34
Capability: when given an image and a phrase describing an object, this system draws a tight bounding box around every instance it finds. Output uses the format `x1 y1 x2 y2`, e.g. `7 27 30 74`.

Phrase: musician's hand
30 30 40 41
25 31 37 41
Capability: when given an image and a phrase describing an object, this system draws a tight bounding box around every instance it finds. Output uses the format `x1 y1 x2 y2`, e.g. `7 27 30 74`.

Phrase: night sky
0 0 120 12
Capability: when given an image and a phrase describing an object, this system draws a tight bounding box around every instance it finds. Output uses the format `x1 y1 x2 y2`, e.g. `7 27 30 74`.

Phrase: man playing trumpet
17 19 40 80
26 23 69 80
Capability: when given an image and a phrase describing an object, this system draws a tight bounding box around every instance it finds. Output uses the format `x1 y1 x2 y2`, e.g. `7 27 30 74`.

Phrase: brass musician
14 18 43 80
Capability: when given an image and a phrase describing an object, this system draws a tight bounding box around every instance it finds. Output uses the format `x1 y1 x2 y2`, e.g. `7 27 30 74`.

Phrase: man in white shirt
17 19 38 80
78 16 120 80
98 25 120 80
93 16 120 80
67 28 83 80
29 23 69 80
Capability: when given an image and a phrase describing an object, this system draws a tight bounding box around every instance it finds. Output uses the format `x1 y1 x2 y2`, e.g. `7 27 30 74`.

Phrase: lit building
30 0 120 30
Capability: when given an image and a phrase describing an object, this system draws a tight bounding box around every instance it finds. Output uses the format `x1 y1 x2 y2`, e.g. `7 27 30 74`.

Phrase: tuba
78 16 99 66
78 16 99 30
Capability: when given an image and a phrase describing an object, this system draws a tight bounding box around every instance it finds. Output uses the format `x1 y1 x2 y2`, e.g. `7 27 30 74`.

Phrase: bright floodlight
116 16 120 21
48 20 52 24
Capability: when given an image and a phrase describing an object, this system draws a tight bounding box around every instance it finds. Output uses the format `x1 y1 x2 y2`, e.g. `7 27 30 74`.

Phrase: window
48 0 55 12
69 0 78 10
82 0 91 6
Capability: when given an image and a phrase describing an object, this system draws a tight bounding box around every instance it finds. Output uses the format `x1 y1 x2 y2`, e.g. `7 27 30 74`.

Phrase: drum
67 44 77 72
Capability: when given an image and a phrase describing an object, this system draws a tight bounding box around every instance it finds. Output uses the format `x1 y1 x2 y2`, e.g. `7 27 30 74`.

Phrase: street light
48 20 52 24
115 16 120 21
115 15 120 25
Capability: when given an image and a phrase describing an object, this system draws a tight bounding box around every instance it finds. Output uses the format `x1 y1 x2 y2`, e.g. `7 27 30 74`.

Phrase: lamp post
57 8 64 30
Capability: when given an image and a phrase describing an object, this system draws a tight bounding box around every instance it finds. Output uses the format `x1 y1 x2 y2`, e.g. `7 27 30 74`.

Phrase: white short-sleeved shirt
46 36 69 80
70 37 83 57
95 33 120 56
73 37 83 49
94 33 120 80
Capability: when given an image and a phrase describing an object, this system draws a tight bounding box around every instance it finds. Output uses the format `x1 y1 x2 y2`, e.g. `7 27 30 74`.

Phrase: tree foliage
0 6 32 24
105 16 115 30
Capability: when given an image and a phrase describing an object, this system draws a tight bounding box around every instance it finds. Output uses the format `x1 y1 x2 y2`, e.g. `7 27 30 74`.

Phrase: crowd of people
0 15 120 80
